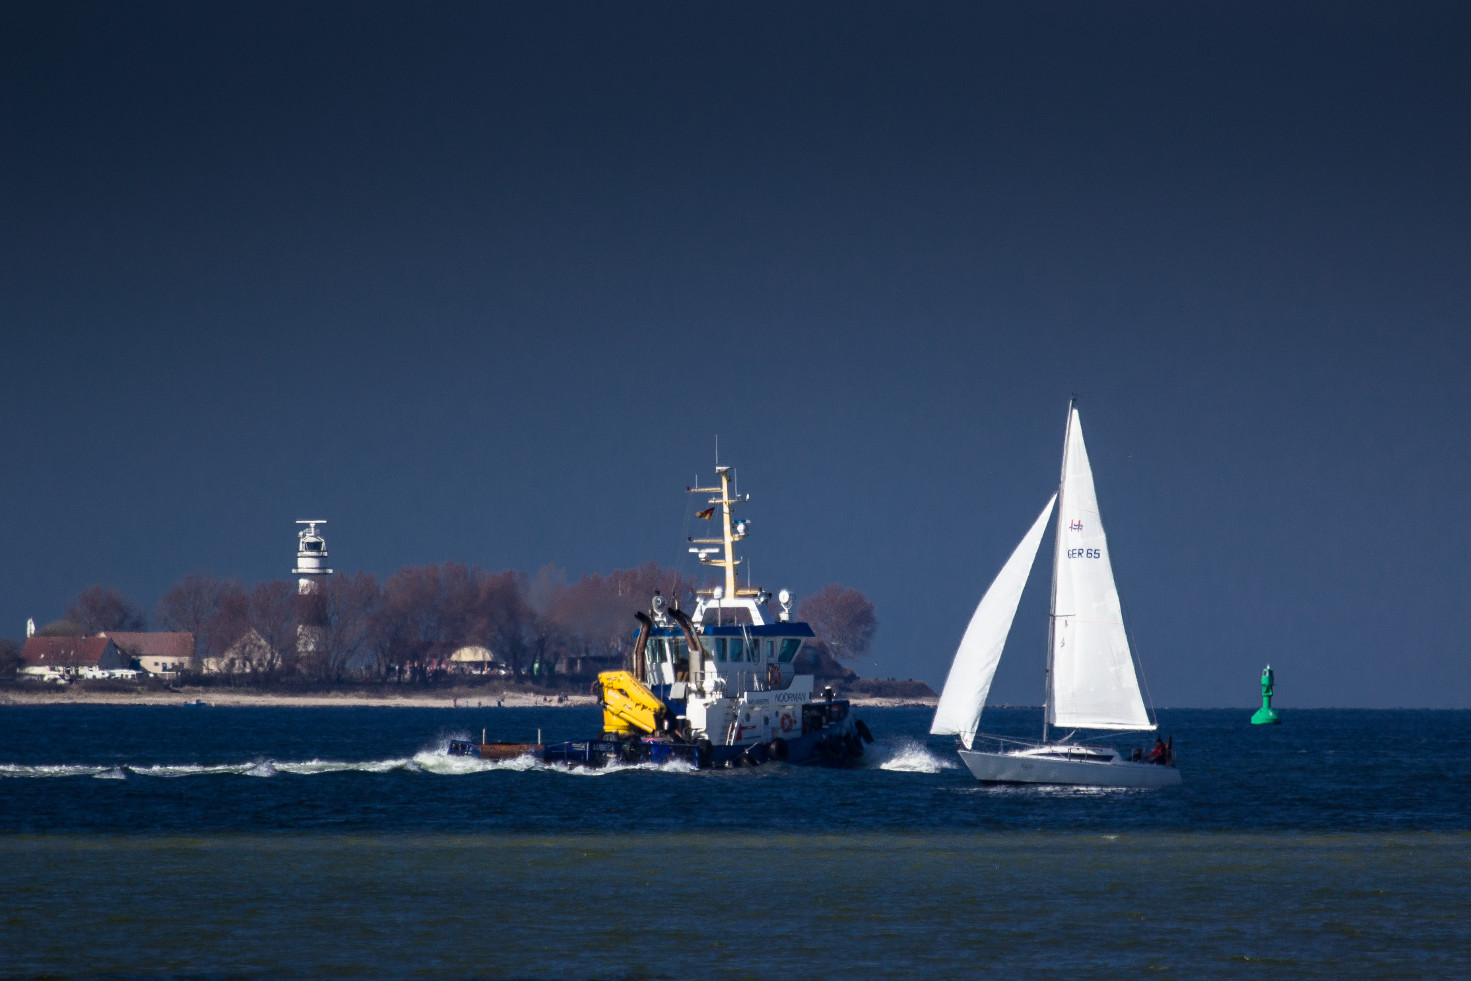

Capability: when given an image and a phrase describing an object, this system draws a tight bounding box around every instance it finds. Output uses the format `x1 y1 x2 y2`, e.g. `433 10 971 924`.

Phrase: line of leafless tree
10 566 878 686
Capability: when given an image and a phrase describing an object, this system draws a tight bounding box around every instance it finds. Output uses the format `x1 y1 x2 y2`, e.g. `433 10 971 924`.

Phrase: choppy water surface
2 706 1469 978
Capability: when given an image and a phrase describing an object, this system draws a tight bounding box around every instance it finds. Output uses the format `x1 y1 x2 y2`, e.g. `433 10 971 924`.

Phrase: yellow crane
596 670 668 736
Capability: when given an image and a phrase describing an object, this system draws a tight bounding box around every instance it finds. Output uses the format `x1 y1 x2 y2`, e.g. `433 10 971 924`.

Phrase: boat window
777 638 801 663
728 637 743 662
766 640 775 662
715 639 727 662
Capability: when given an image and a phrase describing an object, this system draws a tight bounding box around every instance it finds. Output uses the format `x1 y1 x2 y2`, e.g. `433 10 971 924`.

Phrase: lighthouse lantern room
293 520 334 595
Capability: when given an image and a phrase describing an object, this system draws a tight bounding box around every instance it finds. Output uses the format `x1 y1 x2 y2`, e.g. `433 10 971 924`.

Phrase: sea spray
877 738 957 773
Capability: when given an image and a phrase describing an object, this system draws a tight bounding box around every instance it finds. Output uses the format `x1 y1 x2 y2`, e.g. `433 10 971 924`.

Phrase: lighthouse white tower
292 520 334 595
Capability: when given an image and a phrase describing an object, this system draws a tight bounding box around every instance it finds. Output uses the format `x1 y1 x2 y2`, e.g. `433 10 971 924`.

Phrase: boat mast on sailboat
1043 399 1069 748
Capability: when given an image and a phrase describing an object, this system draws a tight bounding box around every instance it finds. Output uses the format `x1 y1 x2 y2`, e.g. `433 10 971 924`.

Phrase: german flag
696 507 716 520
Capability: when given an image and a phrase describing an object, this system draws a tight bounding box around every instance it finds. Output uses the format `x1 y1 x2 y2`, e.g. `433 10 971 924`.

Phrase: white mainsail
931 495 1056 749
1047 408 1153 731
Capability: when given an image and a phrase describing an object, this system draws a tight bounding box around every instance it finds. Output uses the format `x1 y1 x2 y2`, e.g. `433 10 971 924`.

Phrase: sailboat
931 402 1180 788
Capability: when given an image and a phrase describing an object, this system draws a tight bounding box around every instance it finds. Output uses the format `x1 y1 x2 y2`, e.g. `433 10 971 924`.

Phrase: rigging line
1119 584 1159 726
1070 731 1125 746
679 491 702 595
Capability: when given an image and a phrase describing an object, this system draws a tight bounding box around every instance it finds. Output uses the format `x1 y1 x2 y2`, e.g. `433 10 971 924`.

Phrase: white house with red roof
20 636 130 681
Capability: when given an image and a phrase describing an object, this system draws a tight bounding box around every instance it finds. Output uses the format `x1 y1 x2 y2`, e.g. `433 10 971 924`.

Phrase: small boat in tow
931 402 1180 788
450 463 872 768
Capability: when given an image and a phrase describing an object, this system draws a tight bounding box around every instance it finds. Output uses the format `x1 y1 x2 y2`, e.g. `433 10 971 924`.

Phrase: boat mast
688 466 759 603
1044 397 1075 745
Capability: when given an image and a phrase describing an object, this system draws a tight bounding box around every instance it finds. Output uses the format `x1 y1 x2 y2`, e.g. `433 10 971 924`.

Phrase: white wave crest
273 758 414 775
555 756 698 776
876 738 957 773
127 763 249 778
0 763 114 779
1 745 705 779
410 749 521 775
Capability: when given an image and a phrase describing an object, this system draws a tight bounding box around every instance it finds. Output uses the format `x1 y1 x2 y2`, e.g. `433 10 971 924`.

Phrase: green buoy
1251 665 1281 725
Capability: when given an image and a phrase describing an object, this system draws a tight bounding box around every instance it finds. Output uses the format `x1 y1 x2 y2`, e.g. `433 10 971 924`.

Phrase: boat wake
875 738 958 773
957 782 1149 797
0 741 701 779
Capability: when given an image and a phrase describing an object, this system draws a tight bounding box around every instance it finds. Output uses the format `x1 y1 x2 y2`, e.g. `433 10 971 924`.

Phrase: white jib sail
931 495 1057 749
1048 408 1153 731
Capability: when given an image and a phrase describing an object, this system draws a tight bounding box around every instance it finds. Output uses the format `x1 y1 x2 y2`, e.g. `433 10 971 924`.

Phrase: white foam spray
876 738 958 773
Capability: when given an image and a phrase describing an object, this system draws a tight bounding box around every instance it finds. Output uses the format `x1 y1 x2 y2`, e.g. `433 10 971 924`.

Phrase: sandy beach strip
0 688 595 708
0 688 935 709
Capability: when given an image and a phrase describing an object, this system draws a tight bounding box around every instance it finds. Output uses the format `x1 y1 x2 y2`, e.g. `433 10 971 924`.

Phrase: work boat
451 464 872 768
930 403 1180 788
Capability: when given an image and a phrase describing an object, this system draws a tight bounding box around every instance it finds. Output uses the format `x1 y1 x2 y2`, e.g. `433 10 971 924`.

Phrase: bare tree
476 570 535 679
0 637 22 677
300 572 381 683
245 580 300 678
156 573 240 668
545 573 630 672
373 562 485 683
67 586 146 634
539 562 694 678
798 584 878 662
198 582 251 676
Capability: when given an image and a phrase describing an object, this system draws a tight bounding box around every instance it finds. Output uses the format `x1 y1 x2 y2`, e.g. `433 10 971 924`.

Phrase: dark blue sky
3 3 1468 707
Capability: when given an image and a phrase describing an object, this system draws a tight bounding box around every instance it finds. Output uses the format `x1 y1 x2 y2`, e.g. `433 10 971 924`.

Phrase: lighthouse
292 520 334 595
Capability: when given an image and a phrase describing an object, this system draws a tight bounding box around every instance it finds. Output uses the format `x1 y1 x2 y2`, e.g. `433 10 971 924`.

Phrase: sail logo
1068 519 1084 532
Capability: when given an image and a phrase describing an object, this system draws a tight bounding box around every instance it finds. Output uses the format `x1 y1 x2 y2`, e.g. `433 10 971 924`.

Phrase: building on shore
448 645 510 676
202 628 275 676
101 632 195 678
19 636 132 681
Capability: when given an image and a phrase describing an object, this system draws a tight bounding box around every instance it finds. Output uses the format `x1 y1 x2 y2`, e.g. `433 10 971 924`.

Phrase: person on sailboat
1145 738 1166 764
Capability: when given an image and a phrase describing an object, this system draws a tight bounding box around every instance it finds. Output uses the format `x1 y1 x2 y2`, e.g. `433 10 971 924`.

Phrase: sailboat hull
957 747 1181 788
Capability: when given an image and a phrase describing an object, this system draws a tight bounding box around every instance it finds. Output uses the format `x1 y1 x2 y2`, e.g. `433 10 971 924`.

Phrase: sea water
2 705 1468 978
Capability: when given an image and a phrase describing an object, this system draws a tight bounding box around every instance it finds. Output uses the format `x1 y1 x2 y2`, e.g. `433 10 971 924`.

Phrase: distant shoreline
0 688 938 709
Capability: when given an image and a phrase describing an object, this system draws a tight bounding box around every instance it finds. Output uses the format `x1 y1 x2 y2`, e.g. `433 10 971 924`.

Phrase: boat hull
447 718 871 769
957 748 1181 788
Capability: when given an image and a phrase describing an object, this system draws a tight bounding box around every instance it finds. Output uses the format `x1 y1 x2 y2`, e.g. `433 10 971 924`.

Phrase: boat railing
974 733 1041 752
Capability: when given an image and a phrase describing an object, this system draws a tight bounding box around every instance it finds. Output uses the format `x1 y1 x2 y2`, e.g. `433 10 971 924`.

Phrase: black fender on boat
855 719 874 744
